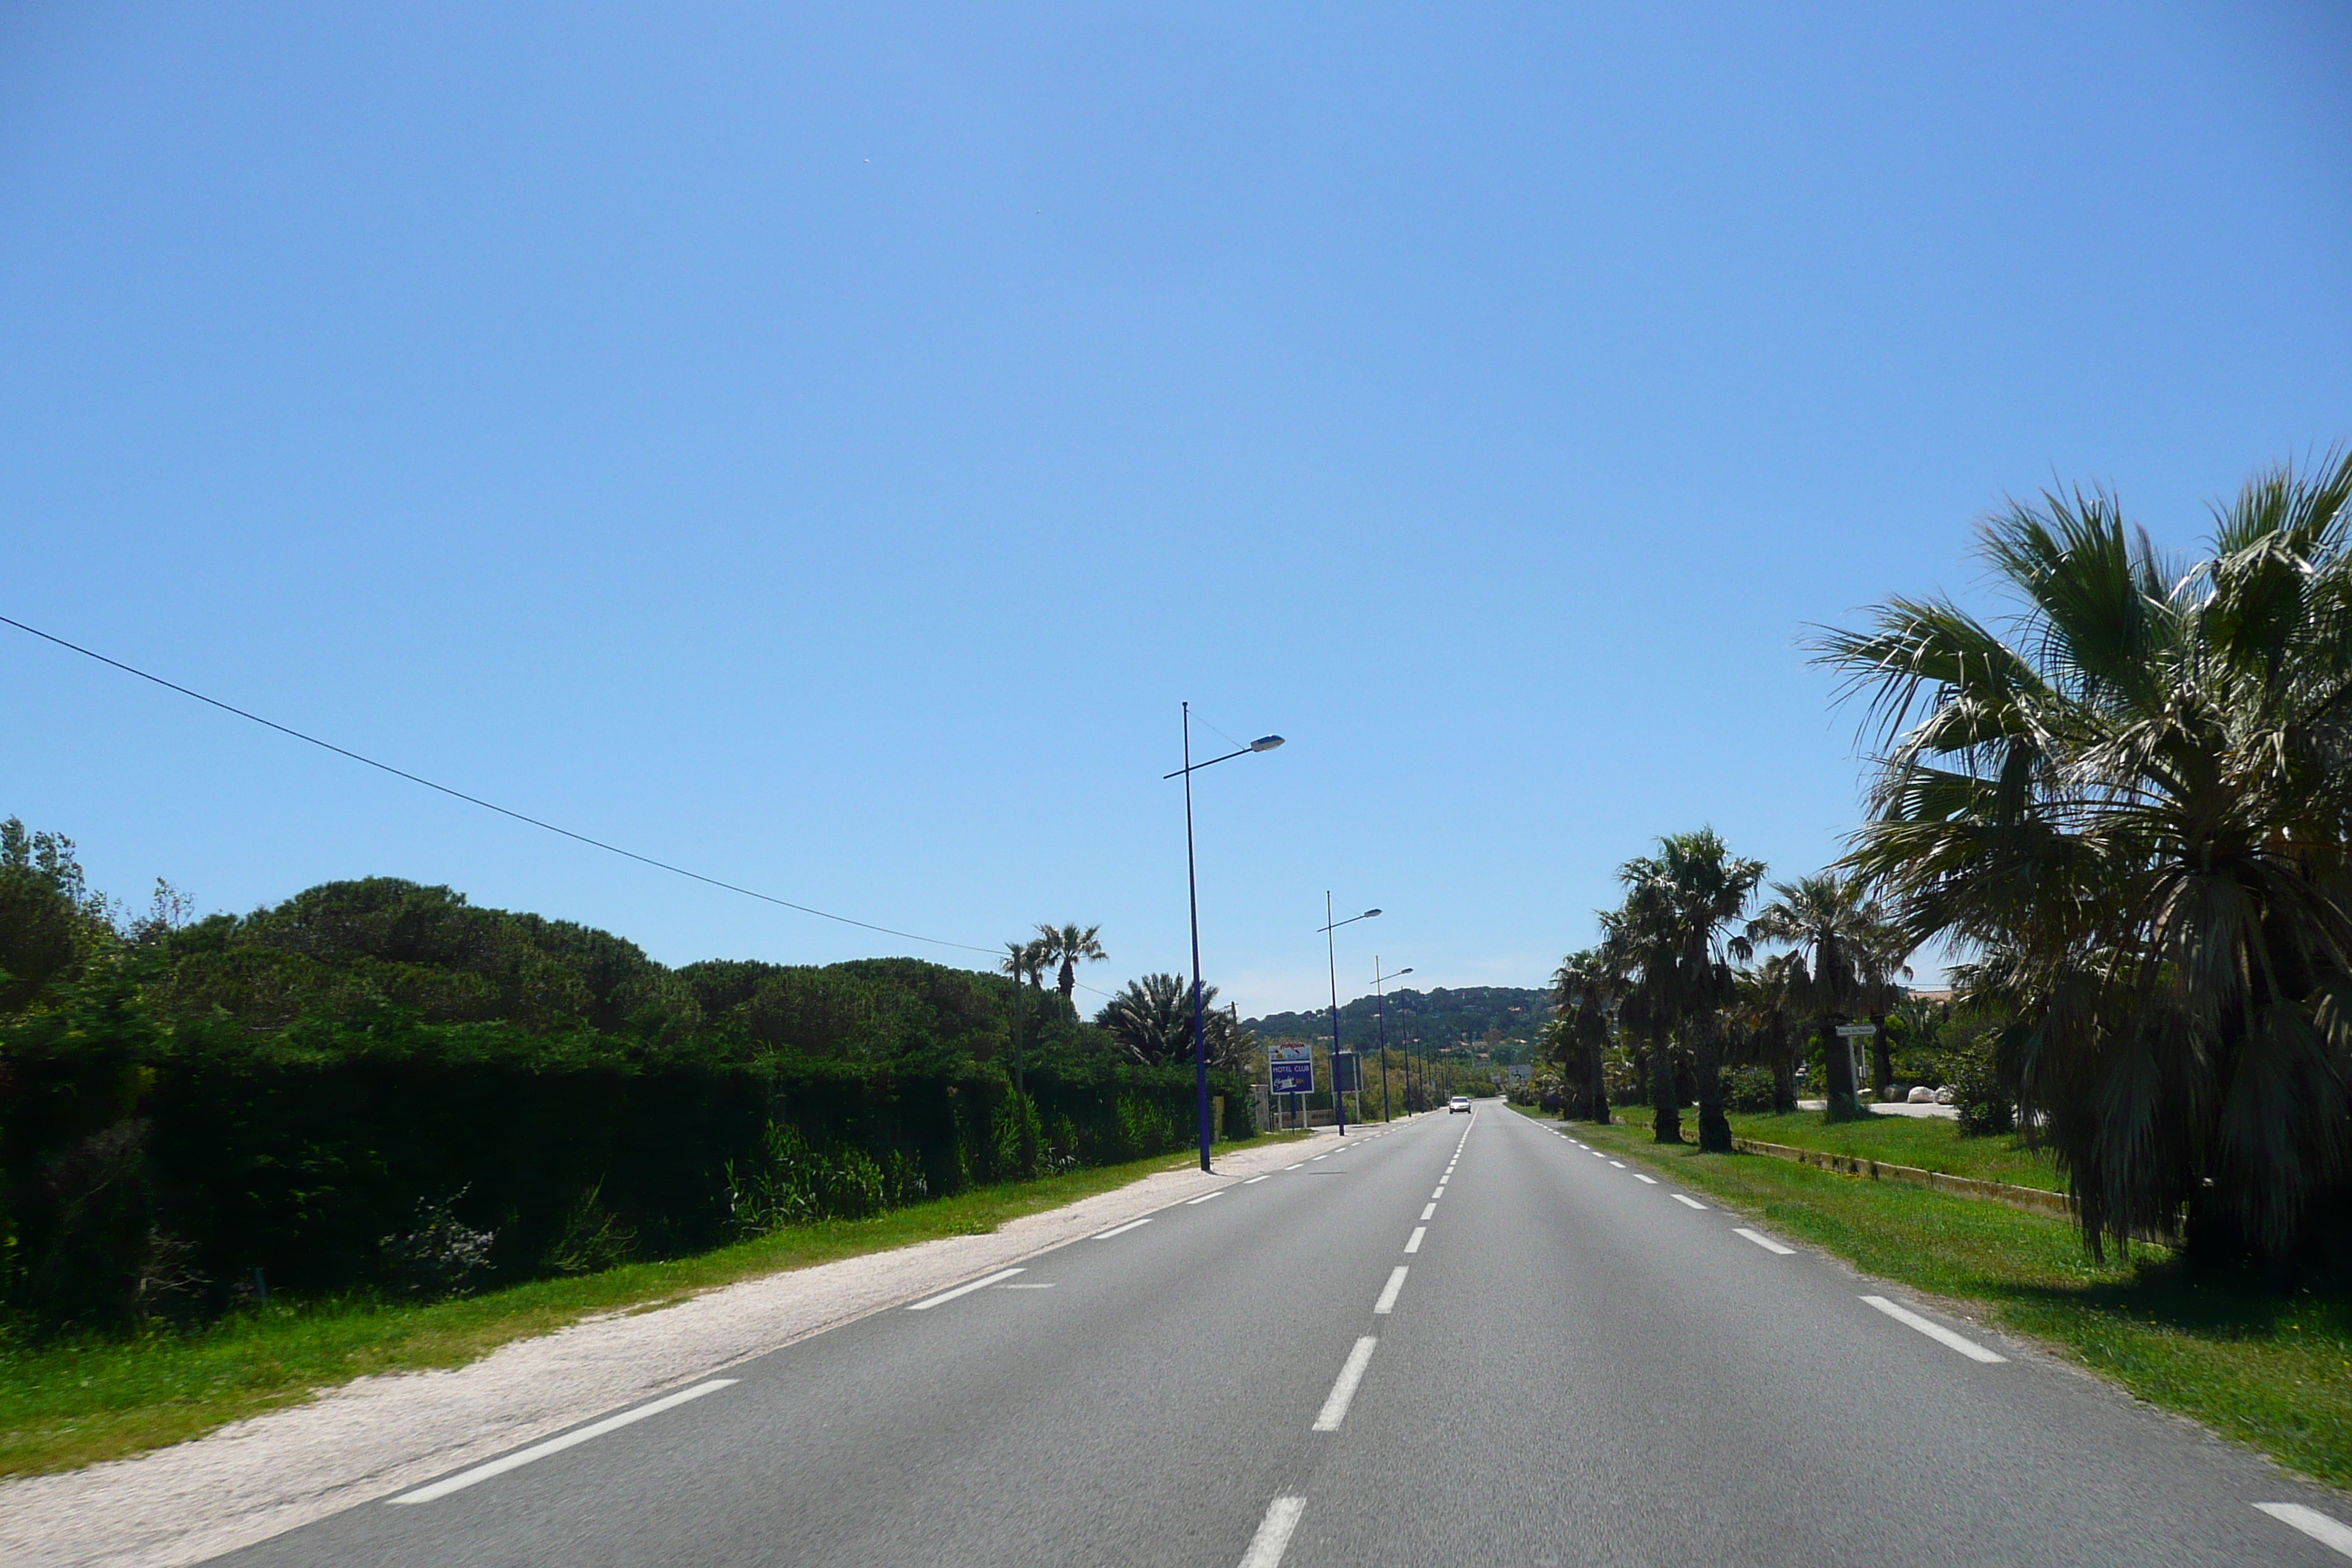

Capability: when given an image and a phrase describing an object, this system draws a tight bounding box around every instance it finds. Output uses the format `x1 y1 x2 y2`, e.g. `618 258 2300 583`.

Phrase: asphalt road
216 1104 2352 1567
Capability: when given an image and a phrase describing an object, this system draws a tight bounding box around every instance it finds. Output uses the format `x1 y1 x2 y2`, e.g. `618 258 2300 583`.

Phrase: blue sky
5 3 2349 1016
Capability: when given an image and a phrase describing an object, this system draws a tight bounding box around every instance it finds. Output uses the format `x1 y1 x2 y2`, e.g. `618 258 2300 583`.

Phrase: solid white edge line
1245 1175 1270 1184
908 1266 1025 1310
1312 1335 1379 1430
388 1379 738 1503
1672 1194 1707 1209
1404 1226 1425 1254
1093 1217 1153 1240
1420 1202 1436 1220
1239 1496 1308 1568
1735 1227 1795 1255
1860 1295 2007 1362
1634 1175 1659 1185
1373 1264 1409 1314
2255 1503 2352 1558
1185 1189 1226 1205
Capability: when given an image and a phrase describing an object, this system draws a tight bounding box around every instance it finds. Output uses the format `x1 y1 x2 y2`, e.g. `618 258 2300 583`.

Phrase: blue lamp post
1318 895 1382 1134
1372 962 1411 1120
1164 704 1284 1172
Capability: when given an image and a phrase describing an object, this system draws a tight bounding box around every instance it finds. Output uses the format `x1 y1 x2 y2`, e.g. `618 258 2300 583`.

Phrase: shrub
543 1182 637 1275
1948 1038 2016 1138
1726 1066 1778 1112
378 1190 497 1299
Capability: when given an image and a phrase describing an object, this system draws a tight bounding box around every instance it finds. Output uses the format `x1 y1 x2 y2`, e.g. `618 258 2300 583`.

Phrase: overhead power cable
1 613 1006 957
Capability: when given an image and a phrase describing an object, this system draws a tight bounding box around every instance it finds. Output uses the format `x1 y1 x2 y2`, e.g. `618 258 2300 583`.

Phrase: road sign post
1836 1022 1875 1104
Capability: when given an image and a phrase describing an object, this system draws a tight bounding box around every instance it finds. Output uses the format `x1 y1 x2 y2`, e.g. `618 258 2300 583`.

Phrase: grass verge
1516 1104 2352 1490
0 1133 1303 1480
1712 1107 2062 1191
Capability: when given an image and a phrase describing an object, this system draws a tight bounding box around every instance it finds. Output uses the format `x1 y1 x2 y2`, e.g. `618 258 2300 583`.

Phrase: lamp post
1165 705 1284 1172
1318 895 1381 1135
1372 962 1411 1121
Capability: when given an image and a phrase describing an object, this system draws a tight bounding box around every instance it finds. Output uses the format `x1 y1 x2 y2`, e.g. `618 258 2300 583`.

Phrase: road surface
214 1104 2351 1567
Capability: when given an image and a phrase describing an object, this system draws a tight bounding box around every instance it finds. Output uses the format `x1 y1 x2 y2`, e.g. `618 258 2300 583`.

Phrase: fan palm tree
1816 451 2352 1262
1037 923 1107 1007
1737 952 1806 1115
998 937 1052 1093
1749 879 1872 1123
1095 973 1213 1068
1605 829 1765 1149
1551 949 1614 1124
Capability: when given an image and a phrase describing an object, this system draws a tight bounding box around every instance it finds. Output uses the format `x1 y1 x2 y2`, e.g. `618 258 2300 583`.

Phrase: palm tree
1605 829 1765 1150
1815 451 2352 1262
998 937 1052 1093
1736 953 1806 1115
1746 874 1900 1122
1855 920 1917 1100
1095 973 1213 1068
1036 923 1107 1007
1550 949 1613 1124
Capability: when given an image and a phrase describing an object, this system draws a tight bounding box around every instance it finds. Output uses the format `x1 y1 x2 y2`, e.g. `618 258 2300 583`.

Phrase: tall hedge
0 877 1254 1333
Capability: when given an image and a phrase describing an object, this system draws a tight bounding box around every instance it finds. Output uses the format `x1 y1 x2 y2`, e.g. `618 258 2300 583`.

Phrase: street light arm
1162 735 1282 780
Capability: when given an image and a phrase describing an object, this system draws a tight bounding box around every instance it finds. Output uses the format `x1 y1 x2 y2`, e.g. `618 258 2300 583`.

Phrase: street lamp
1317 896 1381 1135
1164 705 1284 1172
1372 962 1411 1121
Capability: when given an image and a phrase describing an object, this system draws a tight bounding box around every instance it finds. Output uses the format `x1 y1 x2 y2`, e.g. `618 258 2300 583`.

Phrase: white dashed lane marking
1237 1497 1307 1568
388 1379 737 1504
2255 1503 2352 1558
907 1267 1025 1310
1861 1295 2006 1363
1312 1336 1379 1431
1671 1194 1707 1210
1735 1227 1795 1255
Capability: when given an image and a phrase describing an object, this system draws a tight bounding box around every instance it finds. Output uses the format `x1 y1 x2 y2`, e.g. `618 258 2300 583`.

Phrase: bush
1948 1038 2016 1137
378 1190 497 1299
1726 1066 1778 1112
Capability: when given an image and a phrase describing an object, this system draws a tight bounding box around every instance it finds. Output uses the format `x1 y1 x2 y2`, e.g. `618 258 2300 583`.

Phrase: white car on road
1448 1096 1471 1113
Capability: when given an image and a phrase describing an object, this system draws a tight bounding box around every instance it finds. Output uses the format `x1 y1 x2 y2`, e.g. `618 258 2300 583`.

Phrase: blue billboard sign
1268 1043 1313 1095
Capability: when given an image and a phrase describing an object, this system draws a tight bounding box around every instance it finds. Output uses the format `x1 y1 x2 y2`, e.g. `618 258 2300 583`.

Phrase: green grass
1515 1104 2352 1490
0 1133 1303 1480
1714 1106 2064 1191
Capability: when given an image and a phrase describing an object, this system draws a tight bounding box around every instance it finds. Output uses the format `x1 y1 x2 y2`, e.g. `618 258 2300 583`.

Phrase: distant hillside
1244 985 1552 1063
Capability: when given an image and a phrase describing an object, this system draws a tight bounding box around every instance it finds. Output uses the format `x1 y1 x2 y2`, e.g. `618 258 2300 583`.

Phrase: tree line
1547 451 2352 1273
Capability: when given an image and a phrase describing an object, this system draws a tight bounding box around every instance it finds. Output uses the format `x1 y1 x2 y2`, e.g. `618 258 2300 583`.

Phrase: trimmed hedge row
1 984 1253 1330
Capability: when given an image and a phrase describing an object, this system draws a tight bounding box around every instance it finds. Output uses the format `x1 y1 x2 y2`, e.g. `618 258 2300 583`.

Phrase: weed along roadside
0 1133 1304 1480
1517 1104 2352 1491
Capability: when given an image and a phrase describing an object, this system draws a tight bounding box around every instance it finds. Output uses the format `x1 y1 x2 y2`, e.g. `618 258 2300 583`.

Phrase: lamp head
1399 966 1413 975
1363 908 1382 919
1250 735 1285 752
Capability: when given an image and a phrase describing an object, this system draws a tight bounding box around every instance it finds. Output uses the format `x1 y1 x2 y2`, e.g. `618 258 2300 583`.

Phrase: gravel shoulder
0 1131 1344 1568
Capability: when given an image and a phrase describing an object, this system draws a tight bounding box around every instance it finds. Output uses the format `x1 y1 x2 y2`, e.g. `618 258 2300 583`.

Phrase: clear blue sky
5 3 2349 1016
